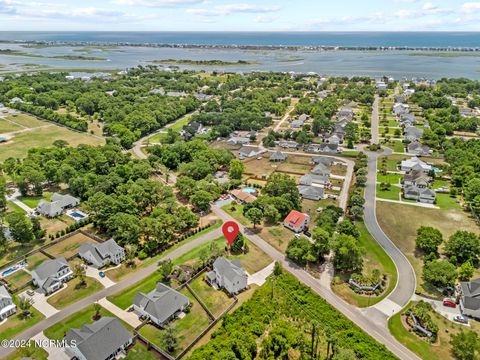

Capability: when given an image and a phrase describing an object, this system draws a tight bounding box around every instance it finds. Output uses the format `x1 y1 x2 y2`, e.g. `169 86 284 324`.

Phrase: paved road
0 227 222 358
212 205 420 360
371 95 380 144
363 150 417 311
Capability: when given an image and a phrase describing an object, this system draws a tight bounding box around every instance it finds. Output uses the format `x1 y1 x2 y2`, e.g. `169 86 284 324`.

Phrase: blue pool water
2 267 16 277
242 187 257 194
70 212 86 220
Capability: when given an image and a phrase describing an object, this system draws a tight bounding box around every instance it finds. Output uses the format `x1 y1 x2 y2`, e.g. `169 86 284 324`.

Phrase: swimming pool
70 212 85 220
1 267 16 277
242 187 257 194
66 209 89 221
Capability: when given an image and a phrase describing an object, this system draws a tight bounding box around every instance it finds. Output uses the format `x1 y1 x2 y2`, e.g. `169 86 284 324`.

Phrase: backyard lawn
4 269 31 289
124 342 158 360
435 193 462 211
44 303 132 340
0 306 45 340
18 192 52 208
377 172 402 185
26 252 50 270
189 276 233 317
138 289 211 357
45 233 97 258
331 221 398 307
46 277 104 309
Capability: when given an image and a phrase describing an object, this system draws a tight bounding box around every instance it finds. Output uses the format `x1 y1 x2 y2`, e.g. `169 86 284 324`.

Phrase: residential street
0 227 222 358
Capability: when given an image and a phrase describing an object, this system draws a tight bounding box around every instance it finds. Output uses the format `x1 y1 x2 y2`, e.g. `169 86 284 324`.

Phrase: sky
0 0 479 31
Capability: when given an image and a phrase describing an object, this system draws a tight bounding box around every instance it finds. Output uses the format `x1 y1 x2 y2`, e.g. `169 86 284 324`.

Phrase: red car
443 298 456 308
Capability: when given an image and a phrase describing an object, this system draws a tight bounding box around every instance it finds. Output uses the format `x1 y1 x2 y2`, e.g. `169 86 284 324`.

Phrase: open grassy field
377 172 402 184
45 233 97 258
189 276 233 317
0 114 104 161
377 202 479 296
44 303 132 340
0 305 45 340
331 221 398 307
138 288 211 357
46 277 104 309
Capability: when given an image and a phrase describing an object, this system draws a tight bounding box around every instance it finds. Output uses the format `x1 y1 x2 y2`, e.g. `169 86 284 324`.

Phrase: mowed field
376 201 479 294
0 113 104 161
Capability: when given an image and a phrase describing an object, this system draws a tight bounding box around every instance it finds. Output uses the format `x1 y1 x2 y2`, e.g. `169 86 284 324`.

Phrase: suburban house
401 156 432 172
227 137 250 146
299 174 330 186
404 88 416 96
460 108 474 117
239 146 265 159
393 103 409 116
336 107 354 121
326 133 343 145
298 185 324 201
78 239 125 269
290 119 305 129
407 141 431 156
400 113 416 126
376 81 387 91
404 126 424 142
36 193 80 218
31 257 73 294
277 140 299 149
64 317 133 360
283 210 310 233
305 143 340 154
298 113 308 122
231 189 257 204
269 151 288 162
133 283 190 326
312 163 331 176
404 168 431 188
403 186 436 204
312 156 334 166
0 285 16 320
206 257 248 295
460 278 480 318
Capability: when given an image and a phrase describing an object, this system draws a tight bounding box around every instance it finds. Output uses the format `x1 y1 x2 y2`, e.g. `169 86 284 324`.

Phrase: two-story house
0 285 16 320
78 239 125 269
206 257 248 295
31 257 73 294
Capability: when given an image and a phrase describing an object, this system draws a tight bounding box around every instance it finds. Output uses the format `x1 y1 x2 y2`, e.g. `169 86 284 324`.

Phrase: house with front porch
31 257 73 294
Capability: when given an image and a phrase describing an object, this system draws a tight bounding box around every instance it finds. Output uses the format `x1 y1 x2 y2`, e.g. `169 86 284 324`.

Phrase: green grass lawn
435 193 461 210
46 277 104 309
5 346 48 360
44 303 132 340
4 269 31 289
431 179 449 189
26 252 50 270
124 342 159 360
0 118 23 133
0 306 45 340
189 276 233 317
331 222 398 307
384 140 405 153
138 289 211 356
341 150 359 157
376 184 401 200
377 172 402 185
6 201 26 214
18 192 52 208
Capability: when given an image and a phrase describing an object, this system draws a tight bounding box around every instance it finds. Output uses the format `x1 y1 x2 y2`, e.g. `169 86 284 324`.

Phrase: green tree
310 227 331 260
228 159 245 180
450 331 480 360
286 236 312 266
331 234 364 272
5 213 34 244
18 296 33 319
263 173 301 210
422 260 457 288
445 231 480 265
263 205 281 224
73 263 86 287
231 233 245 253
245 207 263 229
415 226 443 255
458 261 475 282
190 190 214 212
337 220 360 240
163 327 178 353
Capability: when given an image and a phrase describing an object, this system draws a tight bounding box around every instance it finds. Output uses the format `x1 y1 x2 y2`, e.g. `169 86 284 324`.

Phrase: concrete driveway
85 265 115 288
31 332 70 360
412 295 468 326
19 288 59 318
247 262 274 286
98 298 142 328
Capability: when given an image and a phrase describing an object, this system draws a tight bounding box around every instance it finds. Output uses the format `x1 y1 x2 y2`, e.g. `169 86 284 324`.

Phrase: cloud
187 3 280 16
461 2 480 12
254 15 277 23
113 0 203 6
0 0 16 14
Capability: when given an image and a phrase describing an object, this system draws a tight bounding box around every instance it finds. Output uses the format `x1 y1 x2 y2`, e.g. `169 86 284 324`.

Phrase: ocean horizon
1 31 480 48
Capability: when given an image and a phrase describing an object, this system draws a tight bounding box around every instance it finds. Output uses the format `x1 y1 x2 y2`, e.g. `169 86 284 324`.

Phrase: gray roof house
407 141 431 156
305 143 340 154
0 285 16 320
36 193 80 218
298 114 308 122
133 283 190 326
64 317 133 360
311 163 331 176
31 257 73 294
239 146 265 159
269 151 287 162
227 137 250 146
299 174 330 186
403 186 436 204
79 239 125 269
206 257 248 295
312 156 335 166
404 126 424 142
404 169 431 188
298 185 324 201
460 279 480 318
290 119 305 129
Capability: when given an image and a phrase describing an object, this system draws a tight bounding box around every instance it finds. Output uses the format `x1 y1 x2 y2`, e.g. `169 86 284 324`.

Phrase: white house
400 156 432 172
393 103 410 116
78 239 125 269
206 257 248 295
283 210 310 233
0 285 16 320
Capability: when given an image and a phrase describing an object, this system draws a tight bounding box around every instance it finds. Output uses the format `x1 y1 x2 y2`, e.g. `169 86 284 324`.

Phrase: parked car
443 298 456 308
99 271 105 278
304 230 311 237
327 194 337 200
26 289 35 296
453 315 468 324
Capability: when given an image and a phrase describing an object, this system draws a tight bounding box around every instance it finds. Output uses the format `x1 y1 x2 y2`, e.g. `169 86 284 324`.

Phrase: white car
453 315 468 324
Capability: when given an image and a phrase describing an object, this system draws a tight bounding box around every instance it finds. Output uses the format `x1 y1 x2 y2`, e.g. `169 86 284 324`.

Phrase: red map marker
222 221 239 248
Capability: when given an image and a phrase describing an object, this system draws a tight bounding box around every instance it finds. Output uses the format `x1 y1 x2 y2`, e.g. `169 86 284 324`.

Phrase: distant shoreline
2 40 480 52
